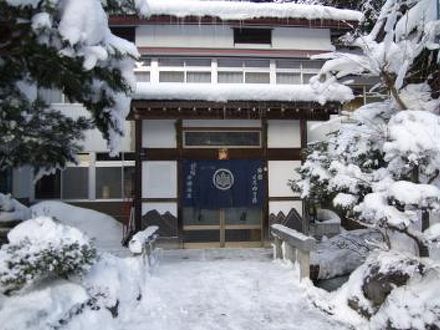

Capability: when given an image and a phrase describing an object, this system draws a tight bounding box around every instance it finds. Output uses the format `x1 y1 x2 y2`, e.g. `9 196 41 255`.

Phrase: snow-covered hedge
0 217 96 294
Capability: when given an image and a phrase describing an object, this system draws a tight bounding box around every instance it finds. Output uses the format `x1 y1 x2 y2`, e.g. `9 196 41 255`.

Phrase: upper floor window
110 27 135 42
233 28 272 45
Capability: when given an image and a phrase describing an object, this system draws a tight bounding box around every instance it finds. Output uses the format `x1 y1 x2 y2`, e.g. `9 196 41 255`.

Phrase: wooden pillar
176 119 184 245
300 119 308 234
134 118 143 232
262 118 269 243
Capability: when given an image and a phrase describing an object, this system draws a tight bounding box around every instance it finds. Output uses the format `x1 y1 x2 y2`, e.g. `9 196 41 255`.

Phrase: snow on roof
134 82 354 105
143 0 363 22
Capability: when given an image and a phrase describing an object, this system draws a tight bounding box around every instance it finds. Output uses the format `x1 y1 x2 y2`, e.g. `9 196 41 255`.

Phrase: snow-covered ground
116 248 349 330
31 201 127 256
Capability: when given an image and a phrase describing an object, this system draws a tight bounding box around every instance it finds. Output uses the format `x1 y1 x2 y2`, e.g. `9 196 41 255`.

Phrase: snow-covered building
9 0 364 248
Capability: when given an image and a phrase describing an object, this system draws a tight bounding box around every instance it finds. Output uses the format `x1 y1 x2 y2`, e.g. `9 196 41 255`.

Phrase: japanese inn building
6 1 369 248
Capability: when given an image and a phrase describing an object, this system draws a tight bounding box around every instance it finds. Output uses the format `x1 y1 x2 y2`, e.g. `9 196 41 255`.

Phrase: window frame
182 129 262 149
233 28 272 45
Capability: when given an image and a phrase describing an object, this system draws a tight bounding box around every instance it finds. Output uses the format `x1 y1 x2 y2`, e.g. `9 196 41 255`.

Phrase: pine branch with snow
294 0 440 257
0 0 142 175
0 217 97 294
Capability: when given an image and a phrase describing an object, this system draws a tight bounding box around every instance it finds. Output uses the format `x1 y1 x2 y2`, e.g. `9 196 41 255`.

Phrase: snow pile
135 82 354 104
0 212 152 329
31 201 123 253
311 229 382 279
0 281 100 330
0 217 96 293
0 193 31 222
370 263 440 329
128 225 158 254
143 0 363 22
0 252 151 330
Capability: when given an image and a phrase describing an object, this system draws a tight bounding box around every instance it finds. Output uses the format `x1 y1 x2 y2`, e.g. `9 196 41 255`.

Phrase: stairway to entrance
117 248 349 330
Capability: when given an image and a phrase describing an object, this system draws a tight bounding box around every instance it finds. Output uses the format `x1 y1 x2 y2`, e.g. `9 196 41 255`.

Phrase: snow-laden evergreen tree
0 0 148 176
292 0 440 257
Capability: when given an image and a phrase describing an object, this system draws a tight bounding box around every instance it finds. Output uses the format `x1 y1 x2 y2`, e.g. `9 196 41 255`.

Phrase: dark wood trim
142 198 178 203
300 119 307 151
266 148 302 160
268 196 301 201
134 119 143 232
176 119 184 242
141 147 302 160
141 148 178 160
300 118 307 220
182 126 262 131
262 118 269 241
109 15 358 30
130 100 338 121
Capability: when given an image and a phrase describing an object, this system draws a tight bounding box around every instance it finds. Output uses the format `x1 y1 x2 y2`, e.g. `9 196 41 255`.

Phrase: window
276 60 301 69
159 71 185 83
186 72 211 83
185 59 211 67
35 153 135 201
184 131 261 148
135 72 150 82
218 59 243 68
35 171 61 199
110 27 135 42
62 167 88 199
234 28 272 44
96 167 121 199
275 59 322 85
276 73 301 84
218 72 243 84
159 58 184 67
245 72 270 84
244 59 270 68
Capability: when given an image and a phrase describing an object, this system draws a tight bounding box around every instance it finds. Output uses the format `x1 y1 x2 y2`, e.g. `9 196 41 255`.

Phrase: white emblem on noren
213 169 235 191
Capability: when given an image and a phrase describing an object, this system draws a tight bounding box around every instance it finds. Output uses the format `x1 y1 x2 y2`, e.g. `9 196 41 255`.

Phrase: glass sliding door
182 159 265 248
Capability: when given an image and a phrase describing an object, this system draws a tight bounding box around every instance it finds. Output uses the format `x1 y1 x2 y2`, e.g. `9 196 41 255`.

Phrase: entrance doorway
183 207 263 248
181 159 265 248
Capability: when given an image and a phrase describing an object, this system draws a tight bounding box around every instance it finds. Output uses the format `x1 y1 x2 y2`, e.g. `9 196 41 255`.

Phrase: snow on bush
0 217 96 294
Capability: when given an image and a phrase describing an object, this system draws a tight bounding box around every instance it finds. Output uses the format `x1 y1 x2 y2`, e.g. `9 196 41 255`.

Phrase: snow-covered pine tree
292 0 440 257
0 0 146 176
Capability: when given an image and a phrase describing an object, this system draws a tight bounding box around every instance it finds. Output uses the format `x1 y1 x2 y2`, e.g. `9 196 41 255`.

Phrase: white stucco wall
142 161 177 198
142 120 177 148
136 25 333 51
268 160 301 197
267 120 301 148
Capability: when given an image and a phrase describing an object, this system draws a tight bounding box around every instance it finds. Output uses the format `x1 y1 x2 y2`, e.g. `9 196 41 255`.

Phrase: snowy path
118 248 348 330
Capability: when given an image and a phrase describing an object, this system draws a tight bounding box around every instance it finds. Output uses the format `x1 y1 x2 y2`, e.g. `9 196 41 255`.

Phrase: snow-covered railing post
271 224 316 280
128 226 159 267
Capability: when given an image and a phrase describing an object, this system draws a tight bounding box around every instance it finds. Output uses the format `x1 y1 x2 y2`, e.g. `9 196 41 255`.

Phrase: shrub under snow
0 217 96 294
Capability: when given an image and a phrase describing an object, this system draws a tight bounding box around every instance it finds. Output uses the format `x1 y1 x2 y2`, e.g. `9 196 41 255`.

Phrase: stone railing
271 224 316 280
128 226 159 266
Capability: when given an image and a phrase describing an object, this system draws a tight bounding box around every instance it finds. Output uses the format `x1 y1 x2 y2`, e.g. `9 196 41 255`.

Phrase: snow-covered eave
145 0 363 22
110 0 362 28
133 83 354 105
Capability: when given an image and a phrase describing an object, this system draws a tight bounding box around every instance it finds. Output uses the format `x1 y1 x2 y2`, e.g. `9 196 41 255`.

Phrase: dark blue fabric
182 160 266 209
